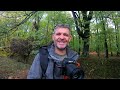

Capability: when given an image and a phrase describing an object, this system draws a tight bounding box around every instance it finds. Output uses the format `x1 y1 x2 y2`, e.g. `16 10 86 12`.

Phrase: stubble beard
56 45 66 51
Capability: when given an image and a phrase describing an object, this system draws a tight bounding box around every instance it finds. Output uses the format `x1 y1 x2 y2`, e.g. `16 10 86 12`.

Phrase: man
27 24 83 79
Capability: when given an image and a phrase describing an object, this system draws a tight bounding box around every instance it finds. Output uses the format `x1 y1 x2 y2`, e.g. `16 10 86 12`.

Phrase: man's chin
57 46 66 50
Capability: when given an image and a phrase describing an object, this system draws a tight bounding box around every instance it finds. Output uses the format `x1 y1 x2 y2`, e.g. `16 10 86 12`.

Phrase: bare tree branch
0 11 37 37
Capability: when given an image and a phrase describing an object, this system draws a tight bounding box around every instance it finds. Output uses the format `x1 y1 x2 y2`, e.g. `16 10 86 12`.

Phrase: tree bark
72 11 93 57
102 18 109 58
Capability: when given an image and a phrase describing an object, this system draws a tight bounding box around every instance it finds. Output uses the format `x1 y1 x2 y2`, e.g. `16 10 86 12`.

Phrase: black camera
62 58 84 79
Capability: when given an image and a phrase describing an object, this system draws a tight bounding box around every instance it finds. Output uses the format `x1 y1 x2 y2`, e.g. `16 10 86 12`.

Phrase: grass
0 56 30 79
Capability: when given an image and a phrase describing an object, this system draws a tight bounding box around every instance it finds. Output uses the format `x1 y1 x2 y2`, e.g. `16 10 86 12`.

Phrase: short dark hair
53 24 71 33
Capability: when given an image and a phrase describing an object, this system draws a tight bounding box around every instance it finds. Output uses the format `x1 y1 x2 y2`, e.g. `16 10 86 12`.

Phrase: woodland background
0 11 120 79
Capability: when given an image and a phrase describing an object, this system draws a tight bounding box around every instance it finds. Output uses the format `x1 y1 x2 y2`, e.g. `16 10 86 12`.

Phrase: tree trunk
72 11 93 57
81 21 90 57
115 24 120 56
82 38 89 57
109 35 113 56
72 11 82 55
96 29 100 57
78 36 81 55
102 20 108 58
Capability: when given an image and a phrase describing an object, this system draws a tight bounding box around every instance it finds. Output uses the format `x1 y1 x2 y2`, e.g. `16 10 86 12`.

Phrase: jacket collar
48 43 79 61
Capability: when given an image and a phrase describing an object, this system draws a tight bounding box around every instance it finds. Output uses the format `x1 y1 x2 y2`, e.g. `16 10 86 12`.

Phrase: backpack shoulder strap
39 46 49 78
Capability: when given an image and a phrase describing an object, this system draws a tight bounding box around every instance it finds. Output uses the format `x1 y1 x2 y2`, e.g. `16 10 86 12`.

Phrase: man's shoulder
67 47 79 60
67 47 78 54
39 42 53 51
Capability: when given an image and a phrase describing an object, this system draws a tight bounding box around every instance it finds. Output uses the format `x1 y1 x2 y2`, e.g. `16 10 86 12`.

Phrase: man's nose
59 34 64 39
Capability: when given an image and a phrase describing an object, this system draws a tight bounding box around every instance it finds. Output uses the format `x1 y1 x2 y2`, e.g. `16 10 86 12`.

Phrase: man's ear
52 34 54 41
69 35 72 42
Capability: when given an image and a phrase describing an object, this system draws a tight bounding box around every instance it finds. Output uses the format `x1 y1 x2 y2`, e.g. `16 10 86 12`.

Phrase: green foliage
1 11 120 59
0 47 10 57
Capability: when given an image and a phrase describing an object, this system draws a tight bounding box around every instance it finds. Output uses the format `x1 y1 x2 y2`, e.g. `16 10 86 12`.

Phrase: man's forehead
54 28 70 33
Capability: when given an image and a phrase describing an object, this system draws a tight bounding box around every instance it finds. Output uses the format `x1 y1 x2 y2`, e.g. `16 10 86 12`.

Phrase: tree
72 11 93 57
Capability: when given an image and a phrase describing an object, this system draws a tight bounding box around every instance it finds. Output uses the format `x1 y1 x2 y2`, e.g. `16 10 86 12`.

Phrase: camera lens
62 58 84 79
65 63 84 79
71 68 84 79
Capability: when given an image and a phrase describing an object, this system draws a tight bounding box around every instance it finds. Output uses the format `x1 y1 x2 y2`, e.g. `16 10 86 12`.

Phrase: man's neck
55 47 66 56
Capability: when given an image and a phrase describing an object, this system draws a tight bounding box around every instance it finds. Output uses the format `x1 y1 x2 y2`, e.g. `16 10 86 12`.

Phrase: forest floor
0 52 120 79
79 52 120 79
0 56 30 79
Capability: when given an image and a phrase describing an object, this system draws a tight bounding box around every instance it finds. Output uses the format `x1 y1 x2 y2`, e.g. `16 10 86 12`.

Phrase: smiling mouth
58 41 66 45
59 42 65 44
57 39 66 43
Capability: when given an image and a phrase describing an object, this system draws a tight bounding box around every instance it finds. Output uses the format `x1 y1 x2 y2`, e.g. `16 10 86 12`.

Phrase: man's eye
56 33 61 35
63 33 69 37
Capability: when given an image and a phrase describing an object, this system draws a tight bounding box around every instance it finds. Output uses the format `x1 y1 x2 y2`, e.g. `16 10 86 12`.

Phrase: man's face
52 27 72 50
